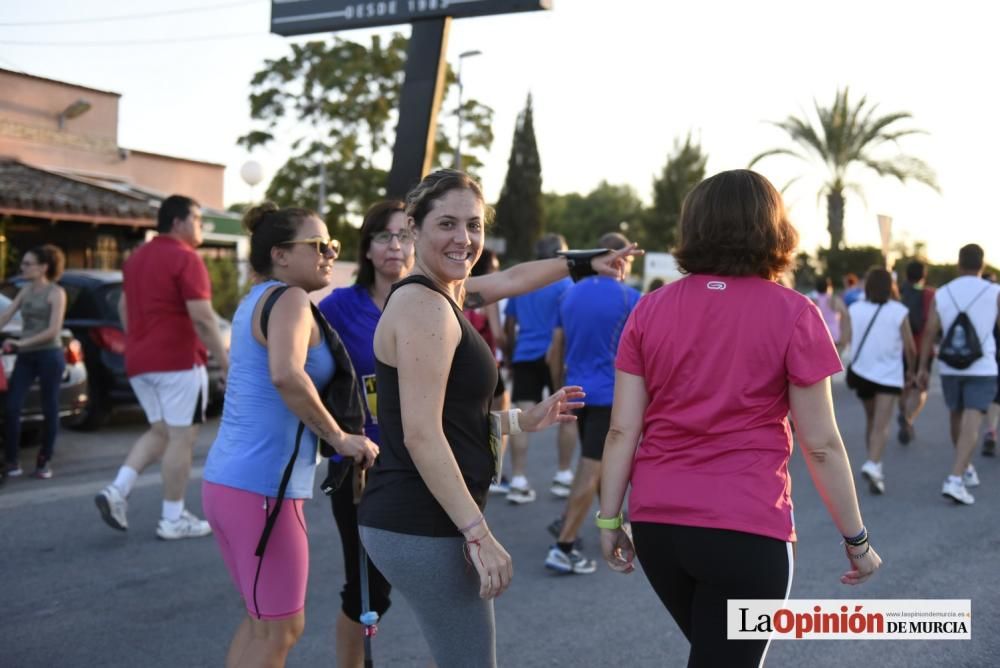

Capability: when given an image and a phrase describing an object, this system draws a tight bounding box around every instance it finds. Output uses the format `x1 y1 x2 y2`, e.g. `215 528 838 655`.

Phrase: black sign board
271 0 551 36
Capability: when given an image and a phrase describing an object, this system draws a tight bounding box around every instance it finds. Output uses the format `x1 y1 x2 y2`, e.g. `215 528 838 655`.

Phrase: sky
2 0 998 263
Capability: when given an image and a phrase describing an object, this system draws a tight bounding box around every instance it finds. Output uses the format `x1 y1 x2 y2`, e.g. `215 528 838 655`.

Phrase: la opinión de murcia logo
727 600 971 640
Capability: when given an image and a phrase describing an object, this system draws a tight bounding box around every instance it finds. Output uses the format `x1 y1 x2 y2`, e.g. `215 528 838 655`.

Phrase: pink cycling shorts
202 481 309 620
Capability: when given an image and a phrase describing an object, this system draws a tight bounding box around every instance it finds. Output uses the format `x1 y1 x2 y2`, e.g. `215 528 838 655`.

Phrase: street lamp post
454 49 482 170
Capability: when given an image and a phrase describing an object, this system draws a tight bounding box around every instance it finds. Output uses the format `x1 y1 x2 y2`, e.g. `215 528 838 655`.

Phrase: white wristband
508 408 522 435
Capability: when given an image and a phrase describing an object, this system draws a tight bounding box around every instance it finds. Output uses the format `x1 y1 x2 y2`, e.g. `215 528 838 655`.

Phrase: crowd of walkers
4 165 987 666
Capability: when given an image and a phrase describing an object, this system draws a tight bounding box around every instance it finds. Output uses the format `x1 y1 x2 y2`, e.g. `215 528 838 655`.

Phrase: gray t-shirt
19 284 61 352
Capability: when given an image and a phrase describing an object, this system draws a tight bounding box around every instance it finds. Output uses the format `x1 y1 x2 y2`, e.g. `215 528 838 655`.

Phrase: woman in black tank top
357 169 637 667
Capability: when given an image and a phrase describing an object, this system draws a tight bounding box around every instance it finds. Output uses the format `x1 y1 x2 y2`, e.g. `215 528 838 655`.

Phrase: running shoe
550 470 573 498
506 485 536 505
963 465 980 488
860 461 885 495
983 433 996 457
5 462 23 477
95 485 129 531
156 510 212 540
32 463 53 480
897 414 913 445
488 477 511 495
545 546 597 574
942 478 975 505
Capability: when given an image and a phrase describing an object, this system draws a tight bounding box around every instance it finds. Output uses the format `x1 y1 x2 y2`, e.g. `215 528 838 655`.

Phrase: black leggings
330 464 393 621
631 523 793 668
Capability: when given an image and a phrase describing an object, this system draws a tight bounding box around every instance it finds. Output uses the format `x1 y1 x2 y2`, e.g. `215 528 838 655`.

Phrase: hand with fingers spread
593 243 644 282
600 527 636 574
519 385 586 432
841 542 882 586
463 525 514 600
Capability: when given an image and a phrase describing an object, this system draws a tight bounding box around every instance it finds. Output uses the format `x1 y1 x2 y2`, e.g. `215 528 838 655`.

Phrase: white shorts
129 366 208 427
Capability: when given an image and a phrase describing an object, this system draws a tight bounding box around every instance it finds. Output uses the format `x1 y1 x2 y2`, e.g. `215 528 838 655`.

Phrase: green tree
750 88 938 250
641 133 707 253
239 34 493 255
544 181 644 250
494 94 543 262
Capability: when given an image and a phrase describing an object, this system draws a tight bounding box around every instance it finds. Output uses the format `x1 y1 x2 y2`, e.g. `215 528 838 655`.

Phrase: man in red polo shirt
95 195 229 540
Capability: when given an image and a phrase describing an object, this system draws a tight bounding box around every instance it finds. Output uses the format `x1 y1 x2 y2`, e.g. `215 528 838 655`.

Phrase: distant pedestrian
1 245 67 479
897 260 936 444
202 203 378 667
544 232 640 575
810 275 851 353
598 170 881 667
504 234 577 504
917 244 1000 504
843 272 864 307
94 195 230 539
846 268 916 494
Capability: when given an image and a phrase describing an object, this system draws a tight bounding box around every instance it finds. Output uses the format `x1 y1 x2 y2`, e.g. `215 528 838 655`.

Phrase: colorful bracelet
458 514 485 535
594 510 623 530
843 527 868 547
847 543 871 560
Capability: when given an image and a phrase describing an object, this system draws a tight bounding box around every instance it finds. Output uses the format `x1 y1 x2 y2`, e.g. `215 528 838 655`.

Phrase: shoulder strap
853 304 884 363
259 285 290 340
386 275 462 314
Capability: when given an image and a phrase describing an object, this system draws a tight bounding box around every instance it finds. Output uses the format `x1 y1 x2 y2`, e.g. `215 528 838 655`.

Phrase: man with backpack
897 261 936 444
916 244 1000 505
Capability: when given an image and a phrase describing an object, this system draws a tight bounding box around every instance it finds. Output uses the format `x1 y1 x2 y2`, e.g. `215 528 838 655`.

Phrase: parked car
2 270 229 430
0 294 89 442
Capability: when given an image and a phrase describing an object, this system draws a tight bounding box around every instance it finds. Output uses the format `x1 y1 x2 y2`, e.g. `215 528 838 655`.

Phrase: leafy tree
494 94 543 262
641 133 707 253
544 181 645 250
239 34 493 257
750 88 938 250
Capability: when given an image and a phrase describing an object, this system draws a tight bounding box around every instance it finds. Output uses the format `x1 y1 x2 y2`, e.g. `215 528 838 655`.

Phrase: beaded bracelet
847 543 871 560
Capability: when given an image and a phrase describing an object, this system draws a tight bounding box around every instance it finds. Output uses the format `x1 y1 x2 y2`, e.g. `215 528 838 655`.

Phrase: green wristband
594 510 623 530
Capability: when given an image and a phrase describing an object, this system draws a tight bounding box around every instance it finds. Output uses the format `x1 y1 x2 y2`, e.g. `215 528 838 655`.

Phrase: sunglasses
371 230 415 245
281 237 341 257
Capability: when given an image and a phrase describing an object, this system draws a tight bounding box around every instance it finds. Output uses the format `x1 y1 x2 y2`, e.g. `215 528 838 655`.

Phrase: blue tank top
204 281 335 498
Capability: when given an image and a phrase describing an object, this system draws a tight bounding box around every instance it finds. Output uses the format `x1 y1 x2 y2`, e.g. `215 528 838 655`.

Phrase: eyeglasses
281 237 341 257
371 230 415 246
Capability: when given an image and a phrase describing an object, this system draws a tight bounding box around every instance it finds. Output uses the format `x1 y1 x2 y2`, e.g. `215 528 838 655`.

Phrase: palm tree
750 88 939 250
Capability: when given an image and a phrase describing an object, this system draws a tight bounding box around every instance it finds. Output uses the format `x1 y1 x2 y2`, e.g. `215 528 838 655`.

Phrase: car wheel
66 388 110 431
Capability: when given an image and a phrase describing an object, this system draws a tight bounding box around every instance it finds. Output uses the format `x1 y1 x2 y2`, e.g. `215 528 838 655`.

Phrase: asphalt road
2 378 998 667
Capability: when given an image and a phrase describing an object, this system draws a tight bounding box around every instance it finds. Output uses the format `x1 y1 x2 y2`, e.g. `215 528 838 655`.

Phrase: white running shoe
544 546 597 574
860 461 885 495
506 485 537 505
963 465 980 488
95 485 129 531
156 510 212 540
942 478 974 505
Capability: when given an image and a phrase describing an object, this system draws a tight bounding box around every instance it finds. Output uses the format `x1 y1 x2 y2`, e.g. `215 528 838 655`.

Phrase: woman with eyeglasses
317 200 414 668
202 202 379 667
0 245 68 479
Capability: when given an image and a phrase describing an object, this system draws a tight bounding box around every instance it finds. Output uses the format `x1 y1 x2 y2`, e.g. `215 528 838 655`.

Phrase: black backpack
938 285 991 369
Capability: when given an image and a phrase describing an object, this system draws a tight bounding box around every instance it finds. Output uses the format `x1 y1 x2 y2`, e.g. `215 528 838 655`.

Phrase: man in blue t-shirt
503 234 576 504
544 232 640 574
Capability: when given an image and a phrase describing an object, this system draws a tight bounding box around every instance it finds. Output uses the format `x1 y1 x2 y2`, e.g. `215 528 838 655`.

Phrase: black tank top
358 275 499 537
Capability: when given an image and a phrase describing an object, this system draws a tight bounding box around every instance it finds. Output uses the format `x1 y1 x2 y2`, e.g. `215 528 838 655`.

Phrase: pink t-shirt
615 275 843 542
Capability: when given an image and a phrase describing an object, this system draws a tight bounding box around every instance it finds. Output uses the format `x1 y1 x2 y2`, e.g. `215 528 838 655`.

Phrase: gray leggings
359 526 496 668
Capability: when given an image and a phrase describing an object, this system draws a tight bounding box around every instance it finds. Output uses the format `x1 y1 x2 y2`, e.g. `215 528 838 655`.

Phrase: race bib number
363 374 378 424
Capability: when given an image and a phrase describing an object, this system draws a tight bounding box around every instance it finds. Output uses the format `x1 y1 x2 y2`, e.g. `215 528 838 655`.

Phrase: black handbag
846 304 883 390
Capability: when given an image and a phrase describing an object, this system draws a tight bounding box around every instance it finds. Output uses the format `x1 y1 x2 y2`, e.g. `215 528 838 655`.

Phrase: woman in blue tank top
202 203 378 667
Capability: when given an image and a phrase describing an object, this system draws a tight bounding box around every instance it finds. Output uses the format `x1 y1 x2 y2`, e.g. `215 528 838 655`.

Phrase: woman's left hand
520 385 585 432
600 527 636 574
592 243 643 281
2 339 19 354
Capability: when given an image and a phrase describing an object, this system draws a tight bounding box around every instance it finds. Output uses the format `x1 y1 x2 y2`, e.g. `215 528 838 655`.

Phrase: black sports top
358 275 499 537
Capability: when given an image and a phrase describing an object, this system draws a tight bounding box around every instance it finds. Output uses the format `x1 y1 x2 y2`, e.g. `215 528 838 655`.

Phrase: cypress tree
494 94 543 262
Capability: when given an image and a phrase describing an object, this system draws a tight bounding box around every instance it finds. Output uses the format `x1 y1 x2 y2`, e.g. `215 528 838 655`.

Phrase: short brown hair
674 170 798 280
27 244 66 281
864 267 898 304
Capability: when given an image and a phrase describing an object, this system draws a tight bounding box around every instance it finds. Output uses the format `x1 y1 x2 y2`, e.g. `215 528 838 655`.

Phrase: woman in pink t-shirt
596 170 881 667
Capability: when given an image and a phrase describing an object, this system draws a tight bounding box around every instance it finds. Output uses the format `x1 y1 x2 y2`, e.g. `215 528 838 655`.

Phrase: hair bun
243 201 280 234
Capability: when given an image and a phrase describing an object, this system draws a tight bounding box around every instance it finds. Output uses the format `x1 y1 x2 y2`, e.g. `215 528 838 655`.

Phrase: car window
0 293 23 328
63 282 100 320
102 284 123 324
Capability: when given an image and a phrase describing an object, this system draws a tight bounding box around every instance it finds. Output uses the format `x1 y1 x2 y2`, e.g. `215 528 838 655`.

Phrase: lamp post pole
453 49 482 170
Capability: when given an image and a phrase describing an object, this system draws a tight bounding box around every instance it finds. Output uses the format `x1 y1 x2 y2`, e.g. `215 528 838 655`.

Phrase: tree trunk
827 189 845 250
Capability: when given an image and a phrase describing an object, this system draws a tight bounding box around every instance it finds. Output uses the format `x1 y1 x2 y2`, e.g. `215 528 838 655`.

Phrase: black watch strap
557 249 610 282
